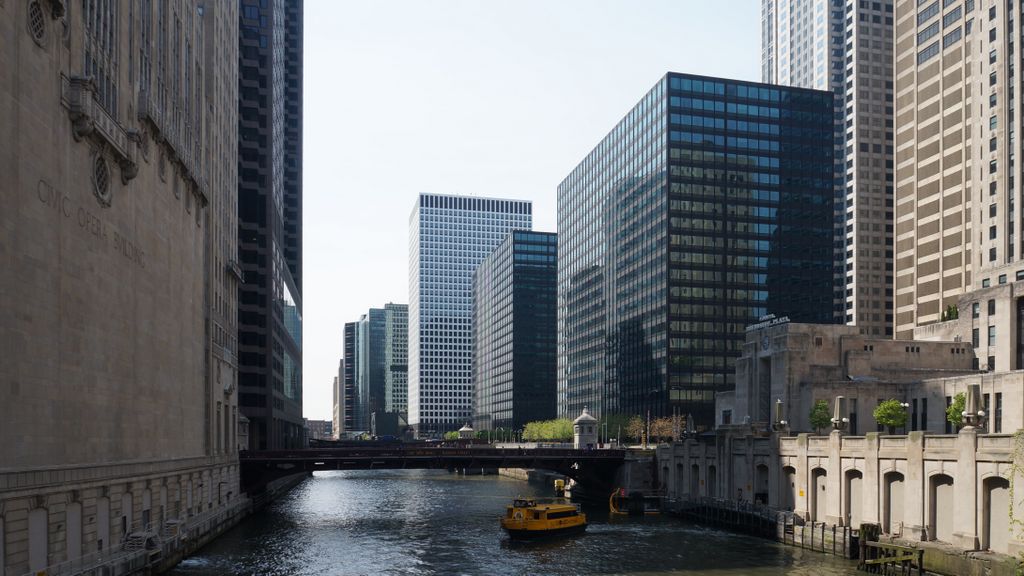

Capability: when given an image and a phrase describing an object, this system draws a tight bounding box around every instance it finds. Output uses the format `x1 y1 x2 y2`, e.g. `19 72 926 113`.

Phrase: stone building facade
0 1 242 573
659 428 1023 556
717 321 1024 435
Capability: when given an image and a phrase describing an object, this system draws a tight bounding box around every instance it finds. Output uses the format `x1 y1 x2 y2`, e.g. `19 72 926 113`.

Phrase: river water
170 470 856 575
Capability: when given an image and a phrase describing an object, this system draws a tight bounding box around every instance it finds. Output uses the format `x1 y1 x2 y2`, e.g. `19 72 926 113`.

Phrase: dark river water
169 470 857 575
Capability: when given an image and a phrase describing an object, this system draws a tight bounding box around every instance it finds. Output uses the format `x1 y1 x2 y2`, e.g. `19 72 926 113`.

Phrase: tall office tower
282 0 303 292
384 303 410 414
892 0 988 339
408 194 533 437
0 1 242 573
893 0 1024 372
237 0 304 449
558 73 836 427
472 232 558 431
762 0 895 336
357 309 387 429
343 323 358 433
332 374 341 439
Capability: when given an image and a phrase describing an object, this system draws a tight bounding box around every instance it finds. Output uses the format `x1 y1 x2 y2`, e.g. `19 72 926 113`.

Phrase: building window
921 398 928 432
989 299 996 314
973 302 980 318
995 392 1003 432
721 410 732 425
989 325 996 346
999 274 1007 284
945 396 953 433
991 203 998 217
988 355 995 370
973 327 980 347
82 0 119 116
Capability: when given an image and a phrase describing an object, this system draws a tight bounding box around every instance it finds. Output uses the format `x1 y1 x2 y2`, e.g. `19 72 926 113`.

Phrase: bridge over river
240 446 628 497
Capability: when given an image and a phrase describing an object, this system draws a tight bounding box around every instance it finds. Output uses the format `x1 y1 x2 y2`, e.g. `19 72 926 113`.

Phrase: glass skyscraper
472 231 558 432
558 72 836 428
237 0 304 450
409 194 532 437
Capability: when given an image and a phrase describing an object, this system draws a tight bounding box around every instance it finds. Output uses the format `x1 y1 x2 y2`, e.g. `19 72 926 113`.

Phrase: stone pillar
768 432 781 507
794 433 810 520
903 431 927 540
826 429 844 526
952 426 979 550
862 432 881 525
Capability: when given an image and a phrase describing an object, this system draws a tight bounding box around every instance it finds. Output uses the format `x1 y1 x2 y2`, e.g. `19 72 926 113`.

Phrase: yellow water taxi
501 497 587 539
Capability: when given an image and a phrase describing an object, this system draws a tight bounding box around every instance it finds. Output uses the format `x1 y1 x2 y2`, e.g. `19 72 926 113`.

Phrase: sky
302 0 761 421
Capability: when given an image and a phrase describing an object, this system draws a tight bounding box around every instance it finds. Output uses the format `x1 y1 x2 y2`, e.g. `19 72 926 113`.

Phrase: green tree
626 415 646 443
946 392 966 429
874 399 909 434
521 418 574 441
443 431 460 440
809 400 831 435
650 417 675 442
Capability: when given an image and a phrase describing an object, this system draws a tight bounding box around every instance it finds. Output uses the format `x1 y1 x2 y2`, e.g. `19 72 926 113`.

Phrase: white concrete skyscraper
762 0 895 336
408 194 532 437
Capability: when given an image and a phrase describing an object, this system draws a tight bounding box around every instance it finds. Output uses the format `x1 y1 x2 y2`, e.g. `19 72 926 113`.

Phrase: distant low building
305 419 333 441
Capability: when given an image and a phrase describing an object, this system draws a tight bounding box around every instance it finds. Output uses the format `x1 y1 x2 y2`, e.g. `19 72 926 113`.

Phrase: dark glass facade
342 323 357 433
237 0 304 450
472 231 558 431
557 72 835 428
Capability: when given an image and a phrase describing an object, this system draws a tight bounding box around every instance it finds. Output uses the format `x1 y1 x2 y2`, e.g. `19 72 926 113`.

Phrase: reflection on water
170 470 856 575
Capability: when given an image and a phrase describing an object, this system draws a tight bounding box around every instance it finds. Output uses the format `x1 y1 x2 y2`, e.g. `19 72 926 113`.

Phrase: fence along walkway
669 497 857 558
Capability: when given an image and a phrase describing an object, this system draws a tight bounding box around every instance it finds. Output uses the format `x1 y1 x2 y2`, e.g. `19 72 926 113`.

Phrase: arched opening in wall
883 472 904 535
983 476 1011 553
660 466 669 491
97 497 110 551
755 464 770 505
142 489 152 531
845 470 863 528
707 465 717 498
929 474 954 543
121 492 133 540
28 507 47 573
66 501 82 562
186 483 194 518
159 485 168 529
782 466 797 511
675 463 685 498
690 464 700 497
810 468 827 523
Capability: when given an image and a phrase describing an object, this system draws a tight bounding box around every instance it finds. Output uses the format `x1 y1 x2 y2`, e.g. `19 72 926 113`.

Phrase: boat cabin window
533 511 541 520
513 499 535 508
546 510 578 520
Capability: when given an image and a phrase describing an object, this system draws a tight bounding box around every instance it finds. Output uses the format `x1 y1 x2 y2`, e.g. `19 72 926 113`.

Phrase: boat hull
503 522 587 540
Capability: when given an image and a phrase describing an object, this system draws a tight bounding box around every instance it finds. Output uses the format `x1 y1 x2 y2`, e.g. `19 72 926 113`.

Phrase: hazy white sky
302 0 761 420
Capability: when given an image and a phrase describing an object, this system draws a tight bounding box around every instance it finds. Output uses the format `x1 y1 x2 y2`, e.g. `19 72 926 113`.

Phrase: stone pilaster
903 431 927 540
862 432 881 525
794 433 810 520
952 427 979 550
826 430 844 525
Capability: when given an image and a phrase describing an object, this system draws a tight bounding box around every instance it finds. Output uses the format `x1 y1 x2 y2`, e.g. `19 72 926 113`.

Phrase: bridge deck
240 447 627 494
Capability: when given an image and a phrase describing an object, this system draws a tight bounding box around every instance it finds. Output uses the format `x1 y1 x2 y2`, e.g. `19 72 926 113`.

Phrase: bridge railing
241 447 627 460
